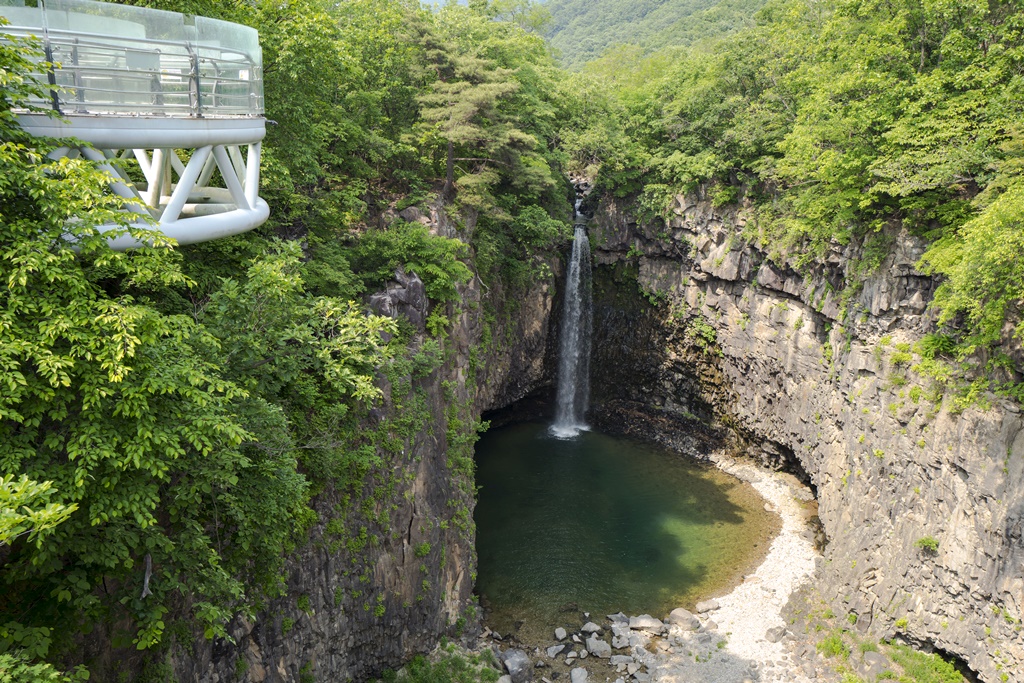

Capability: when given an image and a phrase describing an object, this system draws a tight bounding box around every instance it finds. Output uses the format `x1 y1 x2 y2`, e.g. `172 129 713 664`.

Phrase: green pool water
473 421 779 642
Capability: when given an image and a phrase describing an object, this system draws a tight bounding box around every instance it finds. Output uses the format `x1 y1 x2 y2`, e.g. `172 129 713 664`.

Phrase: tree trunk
443 139 456 200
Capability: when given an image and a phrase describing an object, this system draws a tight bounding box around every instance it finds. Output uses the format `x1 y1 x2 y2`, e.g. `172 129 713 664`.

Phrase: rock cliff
586 194 1024 682
170 212 559 683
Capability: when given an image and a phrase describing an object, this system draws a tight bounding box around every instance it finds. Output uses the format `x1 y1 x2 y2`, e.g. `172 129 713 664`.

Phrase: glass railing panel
194 15 262 115
0 1 44 31
0 0 263 117
46 0 188 42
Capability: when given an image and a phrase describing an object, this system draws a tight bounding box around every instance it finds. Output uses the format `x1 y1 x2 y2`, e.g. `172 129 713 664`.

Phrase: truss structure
22 115 268 251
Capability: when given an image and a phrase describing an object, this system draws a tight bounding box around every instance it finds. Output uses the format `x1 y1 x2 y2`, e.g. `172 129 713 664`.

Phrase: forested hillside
543 0 766 69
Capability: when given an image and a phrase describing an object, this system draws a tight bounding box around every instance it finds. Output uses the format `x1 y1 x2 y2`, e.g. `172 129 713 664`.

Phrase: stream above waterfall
473 421 780 644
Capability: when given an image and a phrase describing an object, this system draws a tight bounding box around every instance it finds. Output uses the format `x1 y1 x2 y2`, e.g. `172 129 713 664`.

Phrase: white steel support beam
212 145 250 211
245 142 260 208
29 116 267 251
161 145 213 224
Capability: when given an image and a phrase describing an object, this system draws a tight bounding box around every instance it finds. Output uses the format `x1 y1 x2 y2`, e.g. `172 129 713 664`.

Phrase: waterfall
551 212 592 439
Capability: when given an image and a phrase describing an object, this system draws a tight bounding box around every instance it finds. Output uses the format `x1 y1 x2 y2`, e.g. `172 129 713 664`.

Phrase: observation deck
0 0 268 249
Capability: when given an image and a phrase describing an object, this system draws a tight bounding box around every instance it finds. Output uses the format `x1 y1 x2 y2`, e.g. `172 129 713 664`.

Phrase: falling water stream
550 214 592 438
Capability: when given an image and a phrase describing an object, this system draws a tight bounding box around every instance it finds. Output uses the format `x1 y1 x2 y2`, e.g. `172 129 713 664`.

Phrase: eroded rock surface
588 194 1024 681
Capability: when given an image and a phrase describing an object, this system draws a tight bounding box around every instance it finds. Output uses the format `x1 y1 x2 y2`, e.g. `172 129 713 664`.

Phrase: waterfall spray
551 210 592 439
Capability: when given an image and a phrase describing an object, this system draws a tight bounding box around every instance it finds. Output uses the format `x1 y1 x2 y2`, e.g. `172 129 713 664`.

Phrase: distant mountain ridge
542 0 767 68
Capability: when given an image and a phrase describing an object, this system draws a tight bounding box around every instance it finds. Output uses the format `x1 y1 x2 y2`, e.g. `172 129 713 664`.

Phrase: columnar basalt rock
587 195 1024 682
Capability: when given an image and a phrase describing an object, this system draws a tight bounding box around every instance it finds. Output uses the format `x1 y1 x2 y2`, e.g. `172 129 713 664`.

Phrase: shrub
817 632 850 659
355 221 473 303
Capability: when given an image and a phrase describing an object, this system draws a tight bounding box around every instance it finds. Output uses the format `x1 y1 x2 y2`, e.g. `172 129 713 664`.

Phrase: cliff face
586 195 1024 682
171 216 558 683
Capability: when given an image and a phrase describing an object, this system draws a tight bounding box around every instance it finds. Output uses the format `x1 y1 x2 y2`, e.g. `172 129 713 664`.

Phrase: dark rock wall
171 213 559 683
586 195 1024 682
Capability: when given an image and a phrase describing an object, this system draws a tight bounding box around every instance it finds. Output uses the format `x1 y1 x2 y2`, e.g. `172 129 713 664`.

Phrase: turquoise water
473 422 778 640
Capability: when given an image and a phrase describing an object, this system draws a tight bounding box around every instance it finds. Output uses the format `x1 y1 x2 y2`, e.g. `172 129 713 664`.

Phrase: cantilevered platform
0 0 269 249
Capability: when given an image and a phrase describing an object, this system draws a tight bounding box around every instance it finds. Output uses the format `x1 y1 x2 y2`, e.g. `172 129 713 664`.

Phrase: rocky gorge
170 190 1021 683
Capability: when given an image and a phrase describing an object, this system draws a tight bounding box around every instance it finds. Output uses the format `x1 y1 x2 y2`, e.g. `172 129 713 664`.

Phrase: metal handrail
0 0 263 118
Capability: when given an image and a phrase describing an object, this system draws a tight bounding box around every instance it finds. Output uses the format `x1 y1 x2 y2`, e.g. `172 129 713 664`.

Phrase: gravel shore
636 453 822 683
484 451 830 683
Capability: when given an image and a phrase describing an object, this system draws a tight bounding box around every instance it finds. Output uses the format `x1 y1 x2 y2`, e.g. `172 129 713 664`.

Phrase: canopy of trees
543 0 768 69
562 0 1024 389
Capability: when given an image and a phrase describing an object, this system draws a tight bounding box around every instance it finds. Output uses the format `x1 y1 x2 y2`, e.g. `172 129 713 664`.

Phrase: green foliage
0 17 403 672
545 0 768 69
297 595 312 614
377 646 501 683
0 651 88 683
354 222 473 303
922 177 1024 356
570 0 1024 377
816 632 851 659
0 475 76 548
914 536 940 553
686 315 719 355
886 644 965 683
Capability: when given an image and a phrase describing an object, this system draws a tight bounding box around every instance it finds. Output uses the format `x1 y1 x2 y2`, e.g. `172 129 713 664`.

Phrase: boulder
546 645 565 659
555 627 567 641
586 636 612 659
667 608 699 631
612 636 629 649
570 668 588 683
695 600 720 614
581 622 602 634
628 615 664 632
501 649 533 683
765 626 787 643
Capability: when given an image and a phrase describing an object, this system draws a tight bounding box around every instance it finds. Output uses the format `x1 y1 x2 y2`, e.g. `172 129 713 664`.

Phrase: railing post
43 38 61 114
188 47 202 118
72 39 84 112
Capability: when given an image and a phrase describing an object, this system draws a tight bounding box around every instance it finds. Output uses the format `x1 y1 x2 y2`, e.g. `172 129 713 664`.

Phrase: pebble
586 635 612 659
555 627 567 641
570 668 588 683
